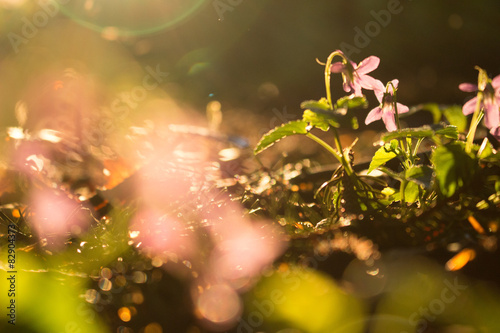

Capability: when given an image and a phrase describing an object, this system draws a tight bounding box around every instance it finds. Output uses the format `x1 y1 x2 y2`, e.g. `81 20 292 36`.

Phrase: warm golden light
118 307 132 322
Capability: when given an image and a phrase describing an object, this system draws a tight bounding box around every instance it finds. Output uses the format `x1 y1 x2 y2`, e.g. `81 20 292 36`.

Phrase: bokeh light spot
196 284 241 325
99 278 113 291
132 271 147 284
448 13 464 29
131 290 144 305
258 82 280 100
144 322 163 333
118 307 132 322
101 267 113 279
84 289 100 304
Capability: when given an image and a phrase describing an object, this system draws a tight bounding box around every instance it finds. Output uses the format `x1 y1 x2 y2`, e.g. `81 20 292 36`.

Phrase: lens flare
59 0 209 37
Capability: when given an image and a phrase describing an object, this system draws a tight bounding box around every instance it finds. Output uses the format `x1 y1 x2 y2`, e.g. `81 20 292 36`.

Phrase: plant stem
466 92 483 153
400 179 407 206
306 132 342 162
324 51 343 109
390 82 412 165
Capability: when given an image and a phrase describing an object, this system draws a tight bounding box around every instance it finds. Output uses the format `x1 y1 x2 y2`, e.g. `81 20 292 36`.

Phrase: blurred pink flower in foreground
30 188 88 250
365 79 409 132
210 221 286 285
129 208 195 259
459 74 500 137
330 51 381 97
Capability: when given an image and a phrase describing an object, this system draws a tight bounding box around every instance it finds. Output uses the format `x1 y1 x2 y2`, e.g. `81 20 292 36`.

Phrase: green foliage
254 120 309 154
414 104 467 132
431 142 477 197
246 266 366 333
368 140 401 174
443 105 468 132
255 94 367 155
381 124 458 142
404 165 433 203
302 109 339 131
334 95 368 114
300 98 332 112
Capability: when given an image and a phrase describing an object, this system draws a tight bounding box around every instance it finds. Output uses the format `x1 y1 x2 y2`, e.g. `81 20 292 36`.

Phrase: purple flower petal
352 84 363 97
490 127 500 140
396 103 409 114
491 74 500 89
343 81 353 93
356 56 380 74
381 110 397 132
330 62 345 73
359 75 382 91
389 79 399 91
462 98 477 115
365 107 382 125
483 99 500 129
459 83 478 92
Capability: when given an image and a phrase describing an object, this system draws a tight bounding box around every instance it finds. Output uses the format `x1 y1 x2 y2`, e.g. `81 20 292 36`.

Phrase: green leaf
431 142 477 197
382 127 434 142
254 120 309 154
381 124 458 142
435 125 459 140
443 106 467 132
407 104 467 132
404 181 420 204
300 97 340 131
300 98 332 111
404 165 434 204
478 140 494 159
406 165 433 189
302 110 339 131
335 95 367 115
368 141 401 174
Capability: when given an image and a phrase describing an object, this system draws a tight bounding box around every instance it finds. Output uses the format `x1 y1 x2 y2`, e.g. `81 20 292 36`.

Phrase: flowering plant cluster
1 49 500 333
254 50 500 247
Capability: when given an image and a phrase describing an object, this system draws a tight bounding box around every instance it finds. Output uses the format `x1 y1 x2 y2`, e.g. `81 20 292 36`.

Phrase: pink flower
29 188 89 250
491 126 500 141
459 74 500 130
129 208 195 258
209 222 285 284
330 52 381 97
365 79 409 132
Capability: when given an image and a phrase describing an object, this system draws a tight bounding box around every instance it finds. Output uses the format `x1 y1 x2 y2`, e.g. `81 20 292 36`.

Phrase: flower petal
352 84 363 97
371 81 385 102
381 110 397 132
483 100 500 129
359 75 382 91
490 127 500 140
356 56 380 74
330 62 345 73
462 98 477 115
491 74 500 89
396 103 409 114
365 107 382 125
459 83 478 92
389 79 399 90
343 81 353 93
